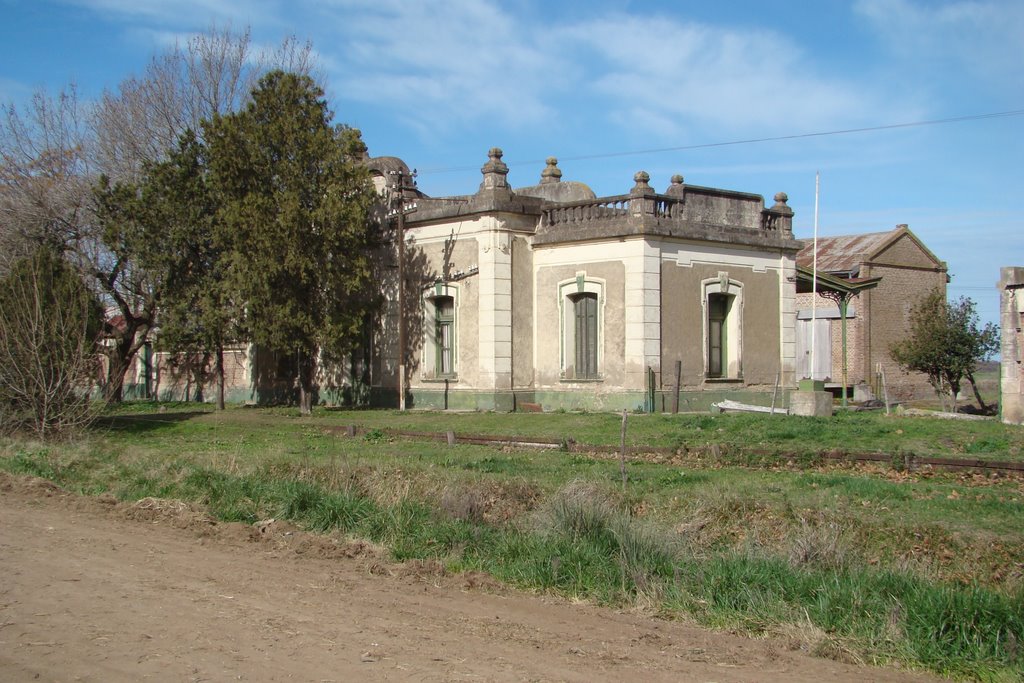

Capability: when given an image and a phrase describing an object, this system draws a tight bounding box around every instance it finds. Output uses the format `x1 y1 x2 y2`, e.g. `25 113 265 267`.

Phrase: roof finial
631 171 652 192
666 174 686 197
479 147 510 193
540 157 562 184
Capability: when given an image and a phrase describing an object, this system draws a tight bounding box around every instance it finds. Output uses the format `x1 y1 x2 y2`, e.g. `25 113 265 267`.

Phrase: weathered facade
114 149 810 412
1000 267 1024 425
796 226 948 400
368 149 801 412
119 345 253 403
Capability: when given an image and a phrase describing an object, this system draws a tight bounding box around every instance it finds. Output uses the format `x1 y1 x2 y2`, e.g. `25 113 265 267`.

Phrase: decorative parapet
536 172 799 251
541 193 691 226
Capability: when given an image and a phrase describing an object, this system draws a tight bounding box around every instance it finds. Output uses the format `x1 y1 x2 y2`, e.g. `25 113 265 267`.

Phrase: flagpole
811 171 820 381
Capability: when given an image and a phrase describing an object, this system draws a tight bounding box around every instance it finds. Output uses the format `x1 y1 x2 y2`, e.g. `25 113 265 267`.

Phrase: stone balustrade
541 191 791 238
540 195 632 226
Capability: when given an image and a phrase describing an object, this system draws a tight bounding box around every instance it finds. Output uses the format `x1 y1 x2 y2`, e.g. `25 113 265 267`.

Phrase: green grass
305 407 1024 461
3 405 1023 680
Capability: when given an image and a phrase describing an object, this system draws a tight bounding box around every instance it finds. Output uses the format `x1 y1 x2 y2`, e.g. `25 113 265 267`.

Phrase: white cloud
322 3 914 141
56 1 944 148
855 0 1024 93
556 13 893 137
325 0 558 131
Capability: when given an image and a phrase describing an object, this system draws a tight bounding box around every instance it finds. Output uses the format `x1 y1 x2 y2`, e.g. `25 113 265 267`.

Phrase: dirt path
0 473 942 682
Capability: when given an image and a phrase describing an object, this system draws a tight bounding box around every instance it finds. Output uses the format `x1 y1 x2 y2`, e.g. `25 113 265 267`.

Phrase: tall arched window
435 295 455 377
570 292 598 379
422 285 458 379
702 276 743 379
559 275 604 380
707 293 732 378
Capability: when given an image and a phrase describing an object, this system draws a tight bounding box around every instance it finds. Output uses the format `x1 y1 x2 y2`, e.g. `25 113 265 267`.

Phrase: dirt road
0 472 941 682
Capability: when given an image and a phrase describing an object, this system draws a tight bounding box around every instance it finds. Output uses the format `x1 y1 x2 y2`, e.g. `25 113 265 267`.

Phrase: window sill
560 376 604 383
421 377 458 384
704 377 743 384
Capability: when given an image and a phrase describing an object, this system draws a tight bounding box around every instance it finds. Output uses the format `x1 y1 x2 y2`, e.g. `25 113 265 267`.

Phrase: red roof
796 230 898 274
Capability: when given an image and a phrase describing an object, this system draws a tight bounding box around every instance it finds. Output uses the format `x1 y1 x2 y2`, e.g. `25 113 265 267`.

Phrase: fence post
672 360 682 414
771 371 780 416
647 366 656 414
619 409 628 492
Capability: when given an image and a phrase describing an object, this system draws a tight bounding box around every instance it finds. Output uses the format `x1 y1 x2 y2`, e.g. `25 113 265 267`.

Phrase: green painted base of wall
654 389 786 413
124 383 254 405
123 382 790 415
368 387 517 412
525 388 787 414
525 390 647 413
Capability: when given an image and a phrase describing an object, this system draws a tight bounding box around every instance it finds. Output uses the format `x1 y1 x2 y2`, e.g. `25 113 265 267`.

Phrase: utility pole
388 170 417 411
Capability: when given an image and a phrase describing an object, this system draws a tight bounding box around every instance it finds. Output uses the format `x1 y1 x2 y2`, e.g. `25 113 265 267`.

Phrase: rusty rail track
325 425 1024 474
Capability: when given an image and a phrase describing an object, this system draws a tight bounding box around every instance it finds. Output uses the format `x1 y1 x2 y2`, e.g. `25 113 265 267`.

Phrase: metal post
619 409 628 492
672 360 682 414
388 170 417 412
397 201 406 411
840 297 849 408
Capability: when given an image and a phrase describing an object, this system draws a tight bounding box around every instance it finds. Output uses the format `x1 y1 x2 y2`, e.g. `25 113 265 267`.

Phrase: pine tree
205 71 379 414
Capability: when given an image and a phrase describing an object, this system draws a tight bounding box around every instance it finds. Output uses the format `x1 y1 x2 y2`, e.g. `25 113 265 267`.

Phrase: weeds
2 406 1023 680
787 516 847 570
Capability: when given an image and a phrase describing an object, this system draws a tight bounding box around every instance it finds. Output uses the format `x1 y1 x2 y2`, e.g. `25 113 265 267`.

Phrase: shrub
0 247 102 437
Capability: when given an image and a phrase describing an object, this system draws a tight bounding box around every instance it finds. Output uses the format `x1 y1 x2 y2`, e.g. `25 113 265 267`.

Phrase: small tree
0 247 102 437
890 289 998 412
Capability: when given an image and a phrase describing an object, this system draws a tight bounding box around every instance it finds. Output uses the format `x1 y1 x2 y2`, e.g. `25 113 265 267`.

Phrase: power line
417 109 1024 175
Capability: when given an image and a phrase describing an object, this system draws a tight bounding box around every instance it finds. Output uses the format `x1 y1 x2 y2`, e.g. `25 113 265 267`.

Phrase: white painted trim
701 276 744 379
557 274 606 379
665 241 784 273
420 284 459 380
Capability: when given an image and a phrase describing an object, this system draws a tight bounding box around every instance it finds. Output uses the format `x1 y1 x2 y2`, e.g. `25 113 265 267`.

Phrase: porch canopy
794 265 880 406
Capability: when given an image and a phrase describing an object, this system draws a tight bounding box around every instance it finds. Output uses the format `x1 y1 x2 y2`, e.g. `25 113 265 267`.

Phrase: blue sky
2 0 1021 326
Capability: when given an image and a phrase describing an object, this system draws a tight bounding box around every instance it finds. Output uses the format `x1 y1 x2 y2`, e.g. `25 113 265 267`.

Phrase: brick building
796 225 948 399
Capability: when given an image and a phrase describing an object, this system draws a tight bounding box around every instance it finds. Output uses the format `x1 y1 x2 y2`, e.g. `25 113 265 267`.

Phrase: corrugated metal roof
796 229 898 274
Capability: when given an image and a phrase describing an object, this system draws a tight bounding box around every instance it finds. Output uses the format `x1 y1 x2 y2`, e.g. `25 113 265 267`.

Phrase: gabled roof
796 225 945 276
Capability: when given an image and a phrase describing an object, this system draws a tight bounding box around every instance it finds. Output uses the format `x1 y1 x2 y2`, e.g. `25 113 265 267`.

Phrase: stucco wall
405 229 481 390
1000 267 1024 425
533 256 626 390
511 234 534 390
661 262 781 388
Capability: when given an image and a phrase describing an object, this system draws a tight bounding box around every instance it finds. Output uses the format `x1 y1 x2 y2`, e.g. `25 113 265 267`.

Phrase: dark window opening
571 292 598 379
435 296 455 377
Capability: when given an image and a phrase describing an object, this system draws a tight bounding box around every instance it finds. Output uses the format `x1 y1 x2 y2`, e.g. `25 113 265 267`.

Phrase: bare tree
3 25 322 403
0 86 94 270
92 25 319 181
0 247 102 438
